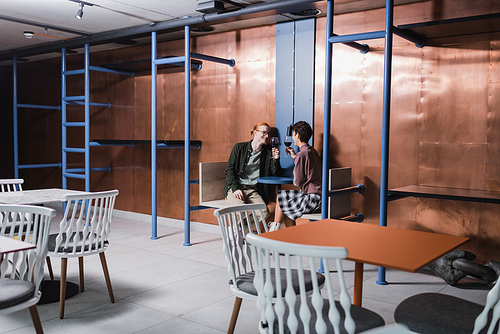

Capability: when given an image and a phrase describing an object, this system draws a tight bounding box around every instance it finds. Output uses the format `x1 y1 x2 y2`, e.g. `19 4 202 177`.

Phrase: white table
0 235 36 254
0 188 88 205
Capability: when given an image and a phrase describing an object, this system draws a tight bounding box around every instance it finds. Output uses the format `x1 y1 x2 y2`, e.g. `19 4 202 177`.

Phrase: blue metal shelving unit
12 57 62 178
150 25 235 245
321 0 424 284
61 45 133 191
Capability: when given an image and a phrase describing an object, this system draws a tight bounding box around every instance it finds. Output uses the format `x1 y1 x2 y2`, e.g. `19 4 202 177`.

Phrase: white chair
0 179 24 192
46 189 118 319
394 277 500 334
0 204 56 334
214 203 326 334
246 233 385 334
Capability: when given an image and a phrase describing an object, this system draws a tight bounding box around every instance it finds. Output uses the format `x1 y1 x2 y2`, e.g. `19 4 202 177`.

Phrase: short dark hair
293 121 313 143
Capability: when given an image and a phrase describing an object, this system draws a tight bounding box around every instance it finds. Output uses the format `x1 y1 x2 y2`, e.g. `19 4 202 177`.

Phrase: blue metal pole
62 48 67 189
17 104 61 110
19 163 62 169
13 56 19 179
184 22 192 246
84 44 90 192
377 0 394 286
151 31 158 240
190 52 235 67
322 0 333 221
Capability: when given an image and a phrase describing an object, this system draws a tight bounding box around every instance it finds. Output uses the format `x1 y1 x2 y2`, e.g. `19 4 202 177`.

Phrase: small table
0 188 88 205
261 219 469 306
0 235 36 254
0 188 89 304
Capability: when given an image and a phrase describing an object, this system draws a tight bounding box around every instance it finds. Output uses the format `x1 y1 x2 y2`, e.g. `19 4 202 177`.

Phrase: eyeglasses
255 130 270 136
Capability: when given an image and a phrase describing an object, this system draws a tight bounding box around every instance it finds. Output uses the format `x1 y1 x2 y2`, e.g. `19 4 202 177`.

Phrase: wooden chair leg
99 252 115 303
59 258 68 319
78 257 84 292
28 305 44 334
46 257 54 280
227 297 242 334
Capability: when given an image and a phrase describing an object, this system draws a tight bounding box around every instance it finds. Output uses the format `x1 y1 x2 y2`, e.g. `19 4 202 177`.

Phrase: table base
38 280 79 305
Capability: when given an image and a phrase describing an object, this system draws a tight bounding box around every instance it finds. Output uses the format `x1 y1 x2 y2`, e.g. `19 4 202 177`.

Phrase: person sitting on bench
223 121 282 222
274 121 321 228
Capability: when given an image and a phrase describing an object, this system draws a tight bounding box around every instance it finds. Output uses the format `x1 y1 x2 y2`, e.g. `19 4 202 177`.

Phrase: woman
223 122 282 220
274 121 321 227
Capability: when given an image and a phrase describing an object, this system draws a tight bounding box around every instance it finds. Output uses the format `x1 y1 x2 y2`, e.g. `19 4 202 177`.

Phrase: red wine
284 141 292 147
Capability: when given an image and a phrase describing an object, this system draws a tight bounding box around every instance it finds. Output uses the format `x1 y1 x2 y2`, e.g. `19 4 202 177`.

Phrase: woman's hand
272 147 280 159
285 147 296 159
234 189 244 201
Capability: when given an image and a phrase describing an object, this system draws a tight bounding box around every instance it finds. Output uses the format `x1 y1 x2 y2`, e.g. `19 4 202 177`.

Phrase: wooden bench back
199 161 227 204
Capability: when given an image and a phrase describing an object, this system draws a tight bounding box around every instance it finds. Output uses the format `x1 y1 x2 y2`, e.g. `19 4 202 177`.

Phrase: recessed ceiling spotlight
23 31 34 39
289 8 322 17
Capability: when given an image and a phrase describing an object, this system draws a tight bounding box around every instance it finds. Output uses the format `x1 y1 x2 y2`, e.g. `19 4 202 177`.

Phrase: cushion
0 278 36 309
234 268 326 297
48 232 108 253
267 297 385 334
394 293 492 334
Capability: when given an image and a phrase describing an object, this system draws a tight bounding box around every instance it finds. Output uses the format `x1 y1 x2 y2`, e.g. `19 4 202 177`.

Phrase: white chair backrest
0 179 23 192
0 204 56 293
246 233 355 334
473 277 500 334
53 190 118 256
213 203 268 289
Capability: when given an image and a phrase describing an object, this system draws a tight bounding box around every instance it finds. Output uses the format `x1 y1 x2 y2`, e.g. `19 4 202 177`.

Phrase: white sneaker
267 222 283 232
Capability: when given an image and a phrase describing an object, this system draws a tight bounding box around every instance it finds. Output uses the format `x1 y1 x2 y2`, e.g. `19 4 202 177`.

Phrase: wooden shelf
92 139 202 149
388 185 500 205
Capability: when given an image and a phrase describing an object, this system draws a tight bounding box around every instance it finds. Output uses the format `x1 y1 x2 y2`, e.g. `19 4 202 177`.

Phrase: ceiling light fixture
196 1 225 14
23 31 34 39
75 3 84 19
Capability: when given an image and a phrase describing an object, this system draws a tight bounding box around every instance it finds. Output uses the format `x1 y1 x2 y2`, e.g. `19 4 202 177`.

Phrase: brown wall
1 0 500 262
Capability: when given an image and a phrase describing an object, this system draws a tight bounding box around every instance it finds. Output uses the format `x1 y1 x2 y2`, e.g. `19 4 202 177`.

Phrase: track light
75 3 84 20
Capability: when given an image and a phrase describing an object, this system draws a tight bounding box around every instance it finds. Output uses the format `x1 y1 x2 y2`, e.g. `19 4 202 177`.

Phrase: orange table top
261 219 470 272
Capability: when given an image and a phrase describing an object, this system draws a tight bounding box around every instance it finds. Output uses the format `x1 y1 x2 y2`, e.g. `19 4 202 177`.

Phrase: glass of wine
284 134 293 156
270 137 279 159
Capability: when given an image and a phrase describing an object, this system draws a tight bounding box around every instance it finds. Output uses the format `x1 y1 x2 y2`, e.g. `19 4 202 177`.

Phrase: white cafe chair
0 204 56 334
46 189 118 319
214 203 326 334
246 233 386 334
394 275 500 334
0 179 24 192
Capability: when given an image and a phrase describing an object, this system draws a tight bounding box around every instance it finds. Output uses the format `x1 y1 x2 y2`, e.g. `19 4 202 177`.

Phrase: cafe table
0 235 36 254
0 188 88 205
260 219 470 306
0 188 89 304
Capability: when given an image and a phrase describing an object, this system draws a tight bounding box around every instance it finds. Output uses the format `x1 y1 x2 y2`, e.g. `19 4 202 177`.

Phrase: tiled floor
0 206 492 334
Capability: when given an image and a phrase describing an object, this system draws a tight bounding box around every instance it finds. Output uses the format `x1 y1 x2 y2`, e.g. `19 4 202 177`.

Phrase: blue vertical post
62 48 67 189
377 0 394 285
322 0 334 220
151 32 158 240
184 22 192 246
13 57 19 179
84 44 90 192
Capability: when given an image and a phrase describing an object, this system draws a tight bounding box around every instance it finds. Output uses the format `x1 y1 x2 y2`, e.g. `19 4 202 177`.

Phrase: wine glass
284 134 292 156
270 137 279 159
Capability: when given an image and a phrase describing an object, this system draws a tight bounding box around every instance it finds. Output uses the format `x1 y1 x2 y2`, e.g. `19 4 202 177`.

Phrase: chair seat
0 278 35 309
268 297 385 334
234 268 326 297
394 293 490 334
48 232 108 253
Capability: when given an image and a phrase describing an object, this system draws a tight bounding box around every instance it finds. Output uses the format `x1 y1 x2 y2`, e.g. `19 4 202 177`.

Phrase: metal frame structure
150 25 235 245
61 44 133 192
12 57 62 178
321 0 424 284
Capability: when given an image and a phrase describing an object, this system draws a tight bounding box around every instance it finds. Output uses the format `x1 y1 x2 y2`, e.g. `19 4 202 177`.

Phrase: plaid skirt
277 190 321 221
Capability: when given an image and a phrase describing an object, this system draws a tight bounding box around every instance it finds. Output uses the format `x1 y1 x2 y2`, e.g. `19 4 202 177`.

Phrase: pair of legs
225 188 270 231
274 193 295 227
